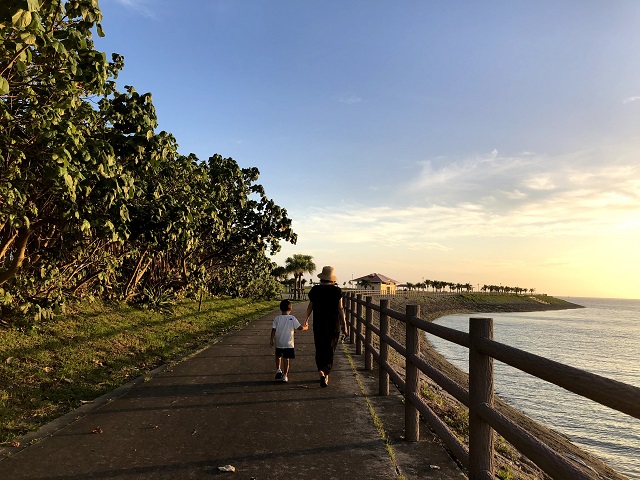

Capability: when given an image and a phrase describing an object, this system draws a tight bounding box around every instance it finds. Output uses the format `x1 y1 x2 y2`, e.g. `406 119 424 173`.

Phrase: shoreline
380 294 627 480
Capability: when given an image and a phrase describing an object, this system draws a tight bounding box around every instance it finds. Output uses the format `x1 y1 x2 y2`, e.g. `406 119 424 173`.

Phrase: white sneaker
281 375 288 382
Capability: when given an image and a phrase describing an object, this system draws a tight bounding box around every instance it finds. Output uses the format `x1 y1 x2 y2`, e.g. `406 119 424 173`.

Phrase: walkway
0 302 464 479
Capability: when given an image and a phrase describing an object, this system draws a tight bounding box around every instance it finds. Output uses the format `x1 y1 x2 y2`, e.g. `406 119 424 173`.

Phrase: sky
93 1 640 299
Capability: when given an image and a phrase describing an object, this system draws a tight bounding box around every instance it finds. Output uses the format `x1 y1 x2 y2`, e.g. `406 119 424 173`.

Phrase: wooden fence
343 292 640 480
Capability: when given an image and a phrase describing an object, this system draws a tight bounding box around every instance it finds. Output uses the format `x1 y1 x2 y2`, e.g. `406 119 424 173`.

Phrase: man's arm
338 298 347 334
304 301 313 327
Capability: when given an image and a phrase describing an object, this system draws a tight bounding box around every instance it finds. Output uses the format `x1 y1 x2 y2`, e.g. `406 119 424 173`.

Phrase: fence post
342 293 353 330
365 296 373 370
379 299 389 396
348 294 355 344
405 304 420 442
469 317 494 479
356 294 363 355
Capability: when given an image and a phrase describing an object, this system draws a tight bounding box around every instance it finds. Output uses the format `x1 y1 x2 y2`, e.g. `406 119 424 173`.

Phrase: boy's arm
270 328 276 347
297 324 308 331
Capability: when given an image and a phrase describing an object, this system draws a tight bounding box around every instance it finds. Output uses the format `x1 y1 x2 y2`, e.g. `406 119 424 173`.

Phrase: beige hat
317 266 337 282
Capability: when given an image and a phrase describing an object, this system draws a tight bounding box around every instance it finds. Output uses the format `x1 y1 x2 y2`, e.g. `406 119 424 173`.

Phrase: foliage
0 0 296 321
136 286 176 312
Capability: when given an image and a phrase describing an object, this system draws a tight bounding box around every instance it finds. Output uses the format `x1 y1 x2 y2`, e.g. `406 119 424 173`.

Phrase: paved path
0 302 464 479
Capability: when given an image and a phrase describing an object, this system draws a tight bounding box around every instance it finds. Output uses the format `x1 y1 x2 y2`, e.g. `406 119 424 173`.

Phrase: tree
271 266 288 282
1 1 298 321
284 254 315 300
1 0 132 318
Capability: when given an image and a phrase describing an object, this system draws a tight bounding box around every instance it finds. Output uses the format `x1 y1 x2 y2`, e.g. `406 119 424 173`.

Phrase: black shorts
275 348 295 359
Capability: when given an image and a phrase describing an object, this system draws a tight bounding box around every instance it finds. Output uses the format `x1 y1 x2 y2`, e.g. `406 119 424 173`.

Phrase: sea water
427 297 640 479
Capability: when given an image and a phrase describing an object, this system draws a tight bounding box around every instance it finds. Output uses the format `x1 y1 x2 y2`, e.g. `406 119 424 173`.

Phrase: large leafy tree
1 0 297 321
0 0 132 314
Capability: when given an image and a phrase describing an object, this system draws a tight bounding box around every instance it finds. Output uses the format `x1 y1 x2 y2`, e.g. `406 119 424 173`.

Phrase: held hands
301 323 309 331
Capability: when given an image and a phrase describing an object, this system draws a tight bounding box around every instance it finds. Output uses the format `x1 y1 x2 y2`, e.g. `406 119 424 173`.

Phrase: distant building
353 273 400 294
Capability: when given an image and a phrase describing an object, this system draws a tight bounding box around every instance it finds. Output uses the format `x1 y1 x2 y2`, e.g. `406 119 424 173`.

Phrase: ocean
427 297 640 479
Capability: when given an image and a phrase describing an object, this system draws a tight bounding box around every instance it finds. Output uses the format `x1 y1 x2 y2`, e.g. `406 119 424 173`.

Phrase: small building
353 273 399 295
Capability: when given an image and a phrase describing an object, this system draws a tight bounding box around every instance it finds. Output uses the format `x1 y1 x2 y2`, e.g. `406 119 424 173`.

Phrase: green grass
0 296 279 444
343 345 405 480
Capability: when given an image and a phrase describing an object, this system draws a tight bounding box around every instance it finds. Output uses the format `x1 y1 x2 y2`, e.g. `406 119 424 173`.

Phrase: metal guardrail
343 292 640 480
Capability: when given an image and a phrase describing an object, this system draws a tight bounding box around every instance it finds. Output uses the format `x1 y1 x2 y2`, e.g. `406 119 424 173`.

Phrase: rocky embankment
380 294 626 480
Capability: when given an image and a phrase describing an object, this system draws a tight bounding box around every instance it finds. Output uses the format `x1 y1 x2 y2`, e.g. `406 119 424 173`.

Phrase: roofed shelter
353 273 400 294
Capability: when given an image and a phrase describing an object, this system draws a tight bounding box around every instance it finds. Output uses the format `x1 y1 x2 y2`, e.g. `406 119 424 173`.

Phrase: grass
342 345 405 480
0 296 280 444
420 383 469 442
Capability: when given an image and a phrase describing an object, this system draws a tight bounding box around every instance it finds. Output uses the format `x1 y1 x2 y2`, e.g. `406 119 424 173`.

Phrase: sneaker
275 369 283 380
281 375 288 382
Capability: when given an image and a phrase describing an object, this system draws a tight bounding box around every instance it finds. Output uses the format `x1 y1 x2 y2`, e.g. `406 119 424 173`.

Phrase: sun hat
317 266 337 282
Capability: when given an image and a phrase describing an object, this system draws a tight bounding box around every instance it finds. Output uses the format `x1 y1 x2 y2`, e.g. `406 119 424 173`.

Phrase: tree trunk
0 227 30 286
0 227 18 261
124 247 149 298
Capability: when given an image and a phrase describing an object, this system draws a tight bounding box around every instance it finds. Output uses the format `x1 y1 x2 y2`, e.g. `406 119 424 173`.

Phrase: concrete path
0 302 464 479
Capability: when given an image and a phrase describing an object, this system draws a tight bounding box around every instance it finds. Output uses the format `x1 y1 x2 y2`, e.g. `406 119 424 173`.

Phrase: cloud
115 0 157 17
623 96 640 104
288 147 640 250
337 95 363 105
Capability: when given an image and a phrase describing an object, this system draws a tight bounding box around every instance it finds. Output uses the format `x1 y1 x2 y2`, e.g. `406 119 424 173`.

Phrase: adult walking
305 266 348 388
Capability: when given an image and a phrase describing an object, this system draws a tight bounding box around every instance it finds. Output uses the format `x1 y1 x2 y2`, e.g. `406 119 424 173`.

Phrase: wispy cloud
115 0 157 18
337 95 363 105
289 147 640 250
622 96 640 104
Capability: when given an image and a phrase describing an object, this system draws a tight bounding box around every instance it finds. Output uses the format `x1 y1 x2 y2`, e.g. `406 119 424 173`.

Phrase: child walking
270 299 308 382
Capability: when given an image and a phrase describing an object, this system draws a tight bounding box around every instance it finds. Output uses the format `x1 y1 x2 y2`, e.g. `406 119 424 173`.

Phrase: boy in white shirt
270 299 308 382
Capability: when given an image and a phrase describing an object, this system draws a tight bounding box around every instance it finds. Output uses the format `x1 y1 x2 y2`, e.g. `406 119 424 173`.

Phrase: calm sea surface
427 297 640 479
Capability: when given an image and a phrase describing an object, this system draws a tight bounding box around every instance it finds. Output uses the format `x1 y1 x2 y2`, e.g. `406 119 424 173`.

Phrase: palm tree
271 266 288 282
284 254 316 300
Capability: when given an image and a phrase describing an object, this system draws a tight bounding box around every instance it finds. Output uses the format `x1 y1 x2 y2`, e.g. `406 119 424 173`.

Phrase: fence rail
343 292 640 480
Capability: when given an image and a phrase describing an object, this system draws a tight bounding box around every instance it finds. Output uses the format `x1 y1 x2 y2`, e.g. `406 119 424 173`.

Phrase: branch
0 227 18 261
0 44 31 78
0 227 30 286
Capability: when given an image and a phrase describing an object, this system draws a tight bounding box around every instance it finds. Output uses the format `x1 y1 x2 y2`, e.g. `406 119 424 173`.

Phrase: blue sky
95 1 640 298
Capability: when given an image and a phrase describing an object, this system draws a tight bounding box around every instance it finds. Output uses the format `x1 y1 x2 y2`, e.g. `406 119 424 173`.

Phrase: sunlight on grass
0 296 279 444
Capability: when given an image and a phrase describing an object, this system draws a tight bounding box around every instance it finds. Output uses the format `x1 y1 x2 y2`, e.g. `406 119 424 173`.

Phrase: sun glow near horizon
95 1 640 300
273 148 640 300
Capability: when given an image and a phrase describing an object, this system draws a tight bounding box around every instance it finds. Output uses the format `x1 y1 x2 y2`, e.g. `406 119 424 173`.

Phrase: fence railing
343 292 640 480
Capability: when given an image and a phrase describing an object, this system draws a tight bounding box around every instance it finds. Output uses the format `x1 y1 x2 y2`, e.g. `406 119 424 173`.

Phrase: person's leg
322 336 340 386
282 358 290 377
275 350 283 379
316 341 330 387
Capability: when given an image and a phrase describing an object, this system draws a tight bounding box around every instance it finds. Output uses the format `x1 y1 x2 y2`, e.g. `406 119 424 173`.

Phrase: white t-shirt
272 314 302 349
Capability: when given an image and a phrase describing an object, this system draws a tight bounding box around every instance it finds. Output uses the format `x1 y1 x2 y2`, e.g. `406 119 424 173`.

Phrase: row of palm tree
480 285 535 295
403 280 474 293
402 280 535 295
271 257 538 299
